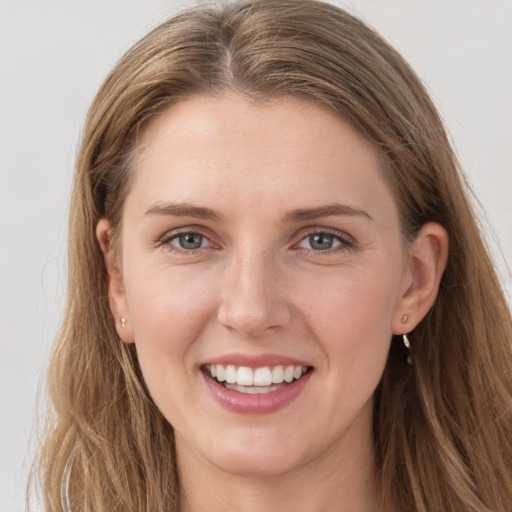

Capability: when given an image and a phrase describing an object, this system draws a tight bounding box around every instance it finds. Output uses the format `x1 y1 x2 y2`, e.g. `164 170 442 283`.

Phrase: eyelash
157 228 355 255
296 230 354 253
158 229 214 254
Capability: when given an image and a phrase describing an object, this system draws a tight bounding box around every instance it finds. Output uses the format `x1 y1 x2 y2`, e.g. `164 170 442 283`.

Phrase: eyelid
156 226 218 250
297 233 342 250
294 227 356 252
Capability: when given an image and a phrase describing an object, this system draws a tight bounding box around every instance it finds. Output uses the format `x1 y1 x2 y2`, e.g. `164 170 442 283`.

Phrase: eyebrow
145 201 372 223
282 203 372 222
145 202 223 221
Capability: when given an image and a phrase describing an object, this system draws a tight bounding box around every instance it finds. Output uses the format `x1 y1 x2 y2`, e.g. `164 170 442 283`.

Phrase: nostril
217 306 279 337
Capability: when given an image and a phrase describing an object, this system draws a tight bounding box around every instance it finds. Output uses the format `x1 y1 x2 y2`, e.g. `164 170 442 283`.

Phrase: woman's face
108 93 413 477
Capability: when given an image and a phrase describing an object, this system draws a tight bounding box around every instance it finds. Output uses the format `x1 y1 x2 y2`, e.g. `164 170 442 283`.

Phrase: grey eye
298 232 344 251
174 232 204 250
308 233 336 250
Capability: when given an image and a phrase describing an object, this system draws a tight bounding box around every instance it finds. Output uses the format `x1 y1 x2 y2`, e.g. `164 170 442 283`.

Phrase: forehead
127 92 396 221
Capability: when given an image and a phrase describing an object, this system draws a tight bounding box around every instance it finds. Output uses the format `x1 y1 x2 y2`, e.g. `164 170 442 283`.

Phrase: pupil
310 233 333 250
179 233 202 249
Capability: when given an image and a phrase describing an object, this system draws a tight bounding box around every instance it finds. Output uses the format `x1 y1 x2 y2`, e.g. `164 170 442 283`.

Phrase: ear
392 222 449 334
96 218 135 344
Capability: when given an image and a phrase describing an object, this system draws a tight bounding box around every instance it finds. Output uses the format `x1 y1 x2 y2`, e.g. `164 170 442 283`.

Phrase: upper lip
201 352 312 368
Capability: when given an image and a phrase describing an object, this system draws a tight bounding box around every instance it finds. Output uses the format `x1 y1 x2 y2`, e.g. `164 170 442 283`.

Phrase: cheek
123 261 219 357
299 263 399 332
122 264 220 419
294 263 400 384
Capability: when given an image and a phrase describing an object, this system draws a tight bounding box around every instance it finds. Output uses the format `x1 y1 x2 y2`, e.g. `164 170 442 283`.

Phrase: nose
217 249 291 338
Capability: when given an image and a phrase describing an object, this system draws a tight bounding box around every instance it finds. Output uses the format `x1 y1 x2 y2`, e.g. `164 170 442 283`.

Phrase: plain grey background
1 1 511 510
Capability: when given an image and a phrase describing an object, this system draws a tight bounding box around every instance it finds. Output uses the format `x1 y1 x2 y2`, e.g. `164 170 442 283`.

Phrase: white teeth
225 365 237 384
236 366 253 386
207 364 309 388
253 367 272 386
216 365 226 382
224 383 282 394
284 366 295 383
271 365 284 384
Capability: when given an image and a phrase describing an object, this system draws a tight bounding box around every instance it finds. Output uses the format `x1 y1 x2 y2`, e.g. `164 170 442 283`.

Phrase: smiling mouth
203 364 312 394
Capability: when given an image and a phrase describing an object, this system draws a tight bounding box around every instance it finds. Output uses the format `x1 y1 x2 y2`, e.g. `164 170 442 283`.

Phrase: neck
176 407 385 512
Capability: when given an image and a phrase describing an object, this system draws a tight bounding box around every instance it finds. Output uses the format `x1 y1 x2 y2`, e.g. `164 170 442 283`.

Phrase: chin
210 451 304 478
199 432 310 478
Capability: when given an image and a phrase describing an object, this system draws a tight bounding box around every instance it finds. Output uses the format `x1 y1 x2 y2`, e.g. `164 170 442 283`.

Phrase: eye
168 232 210 250
298 232 345 251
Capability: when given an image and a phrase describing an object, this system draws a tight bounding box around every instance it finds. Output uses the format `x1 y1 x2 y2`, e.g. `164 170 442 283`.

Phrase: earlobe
96 218 135 344
393 222 449 334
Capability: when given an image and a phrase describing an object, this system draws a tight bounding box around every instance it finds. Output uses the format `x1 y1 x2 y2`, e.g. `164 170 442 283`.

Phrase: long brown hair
37 1 512 510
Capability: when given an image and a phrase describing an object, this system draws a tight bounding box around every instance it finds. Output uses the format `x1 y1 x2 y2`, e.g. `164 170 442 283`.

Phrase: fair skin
97 93 447 512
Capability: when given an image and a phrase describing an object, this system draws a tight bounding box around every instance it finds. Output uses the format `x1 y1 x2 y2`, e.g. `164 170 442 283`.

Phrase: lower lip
201 370 312 415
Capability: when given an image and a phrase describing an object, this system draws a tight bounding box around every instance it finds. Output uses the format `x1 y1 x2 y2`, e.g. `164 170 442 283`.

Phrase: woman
37 0 512 511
